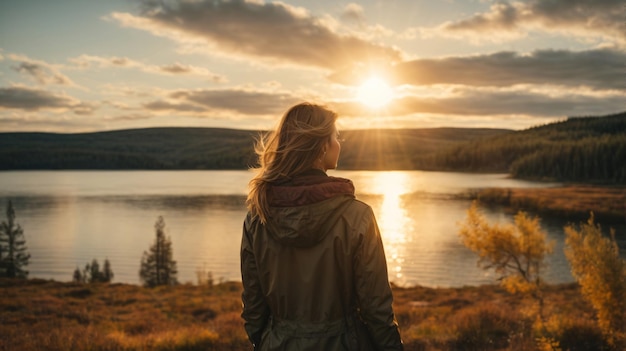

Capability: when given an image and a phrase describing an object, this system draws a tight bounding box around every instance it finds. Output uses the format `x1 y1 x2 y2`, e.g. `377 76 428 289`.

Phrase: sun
356 77 394 109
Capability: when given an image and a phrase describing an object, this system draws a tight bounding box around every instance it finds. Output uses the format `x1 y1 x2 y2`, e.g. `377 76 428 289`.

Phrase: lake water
0 170 623 287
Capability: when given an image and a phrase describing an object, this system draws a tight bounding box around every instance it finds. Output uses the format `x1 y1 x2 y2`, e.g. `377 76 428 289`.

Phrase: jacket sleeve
240 216 270 347
354 208 403 351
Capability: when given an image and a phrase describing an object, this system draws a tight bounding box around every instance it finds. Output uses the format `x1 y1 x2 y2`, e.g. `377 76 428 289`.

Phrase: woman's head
247 102 340 223
270 102 339 174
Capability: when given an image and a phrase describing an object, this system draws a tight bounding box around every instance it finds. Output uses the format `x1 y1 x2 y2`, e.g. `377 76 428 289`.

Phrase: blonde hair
247 102 338 224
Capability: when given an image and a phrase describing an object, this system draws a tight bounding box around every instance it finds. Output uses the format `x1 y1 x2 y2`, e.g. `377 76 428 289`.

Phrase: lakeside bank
472 185 625 225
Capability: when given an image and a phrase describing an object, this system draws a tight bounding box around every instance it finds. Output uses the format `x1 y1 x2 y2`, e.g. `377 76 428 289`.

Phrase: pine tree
82 262 91 282
89 258 101 282
73 267 84 283
73 258 113 283
102 258 114 283
0 201 30 278
139 216 178 287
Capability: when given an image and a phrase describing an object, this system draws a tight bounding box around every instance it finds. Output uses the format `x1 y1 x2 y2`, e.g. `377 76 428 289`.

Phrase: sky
0 0 624 133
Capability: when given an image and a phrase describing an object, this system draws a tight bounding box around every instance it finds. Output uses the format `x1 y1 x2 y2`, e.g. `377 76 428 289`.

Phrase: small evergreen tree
102 258 114 283
0 201 30 278
72 266 83 283
195 264 214 288
74 258 114 283
89 258 101 282
139 216 178 287
564 214 626 348
82 262 91 282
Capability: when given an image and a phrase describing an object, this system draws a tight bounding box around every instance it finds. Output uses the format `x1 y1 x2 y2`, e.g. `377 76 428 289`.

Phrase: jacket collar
268 169 355 207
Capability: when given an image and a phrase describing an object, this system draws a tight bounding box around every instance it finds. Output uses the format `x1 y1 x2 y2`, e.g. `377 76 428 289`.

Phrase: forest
1 111 624 183
417 111 626 183
0 126 509 170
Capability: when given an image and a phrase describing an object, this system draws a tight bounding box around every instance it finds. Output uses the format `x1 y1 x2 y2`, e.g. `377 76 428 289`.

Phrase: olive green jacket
241 171 403 350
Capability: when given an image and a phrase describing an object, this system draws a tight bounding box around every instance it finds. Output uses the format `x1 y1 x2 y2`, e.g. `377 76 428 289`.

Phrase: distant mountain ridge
1 111 624 183
0 126 510 171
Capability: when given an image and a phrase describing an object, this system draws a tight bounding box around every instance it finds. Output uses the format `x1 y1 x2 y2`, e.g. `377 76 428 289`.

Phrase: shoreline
470 185 626 225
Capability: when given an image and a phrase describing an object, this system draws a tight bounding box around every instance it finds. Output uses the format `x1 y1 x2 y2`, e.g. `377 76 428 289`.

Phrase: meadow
0 278 611 351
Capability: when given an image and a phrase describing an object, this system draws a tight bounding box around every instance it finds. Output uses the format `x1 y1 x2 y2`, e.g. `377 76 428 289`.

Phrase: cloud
428 0 626 44
143 100 208 113
103 113 154 122
333 87 625 119
331 49 626 91
108 0 403 70
0 86 93 114
143 87 304 116
70 55 227 82
8 54 75 86
340 3 366 27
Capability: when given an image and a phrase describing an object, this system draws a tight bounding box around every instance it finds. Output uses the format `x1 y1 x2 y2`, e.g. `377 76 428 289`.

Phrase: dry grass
474 185 626 223
0 278 248 351
0 278 615 351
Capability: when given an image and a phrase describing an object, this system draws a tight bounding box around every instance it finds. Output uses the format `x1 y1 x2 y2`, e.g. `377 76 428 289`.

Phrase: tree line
0 126 507 171
419 111 626 183
2 111 624 183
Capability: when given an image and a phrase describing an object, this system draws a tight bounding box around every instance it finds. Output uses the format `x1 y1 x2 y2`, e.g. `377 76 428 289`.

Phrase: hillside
1 111 624 183
0 127 510 171
421 111 626 183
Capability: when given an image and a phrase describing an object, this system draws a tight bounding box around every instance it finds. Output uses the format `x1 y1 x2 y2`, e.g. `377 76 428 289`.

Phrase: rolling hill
1 110 624 183
423 111 626 183
0 127 510 171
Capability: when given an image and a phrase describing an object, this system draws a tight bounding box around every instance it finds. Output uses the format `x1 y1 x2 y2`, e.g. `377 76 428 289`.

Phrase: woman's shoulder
342 197 375 218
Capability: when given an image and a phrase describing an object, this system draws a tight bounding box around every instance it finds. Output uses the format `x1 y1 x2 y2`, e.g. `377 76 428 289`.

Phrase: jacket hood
266 169 355 248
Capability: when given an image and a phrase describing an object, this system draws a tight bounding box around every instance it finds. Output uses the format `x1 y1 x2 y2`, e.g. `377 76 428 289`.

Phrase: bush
452 305 523 350
458 201 554 324
558 322 611 351
564 214 626 347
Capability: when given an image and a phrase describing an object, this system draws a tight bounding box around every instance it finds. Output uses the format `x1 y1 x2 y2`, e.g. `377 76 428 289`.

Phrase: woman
241 102 403 351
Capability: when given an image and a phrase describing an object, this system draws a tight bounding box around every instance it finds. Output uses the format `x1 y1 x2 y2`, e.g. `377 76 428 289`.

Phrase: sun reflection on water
370 172 412 285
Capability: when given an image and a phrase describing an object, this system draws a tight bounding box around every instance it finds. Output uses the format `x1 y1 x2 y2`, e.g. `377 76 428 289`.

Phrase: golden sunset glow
1 2 622 132
375 172 409 243
356 77 394 109
371 172 411 282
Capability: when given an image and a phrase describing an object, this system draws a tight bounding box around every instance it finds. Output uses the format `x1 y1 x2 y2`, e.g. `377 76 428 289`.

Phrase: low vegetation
0 279 247 351
0 279 607 351
1 209 624 350
457 204 625 350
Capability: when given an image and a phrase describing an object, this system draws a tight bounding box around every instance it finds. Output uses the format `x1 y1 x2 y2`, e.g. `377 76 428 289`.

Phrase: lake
0 170 623 287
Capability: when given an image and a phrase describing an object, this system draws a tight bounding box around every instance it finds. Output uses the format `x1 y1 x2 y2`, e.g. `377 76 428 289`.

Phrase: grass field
0 278 614 351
